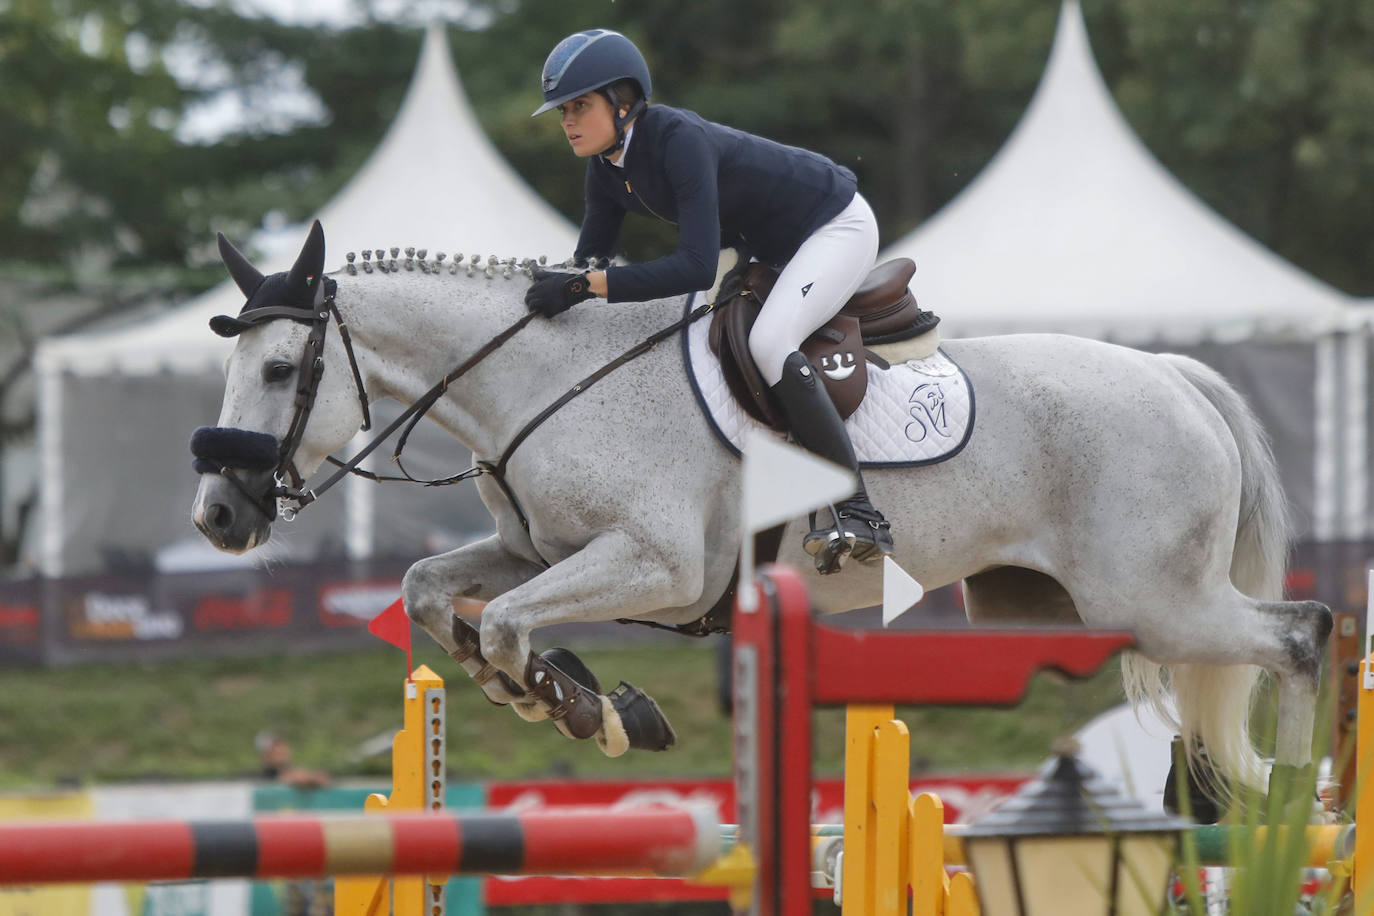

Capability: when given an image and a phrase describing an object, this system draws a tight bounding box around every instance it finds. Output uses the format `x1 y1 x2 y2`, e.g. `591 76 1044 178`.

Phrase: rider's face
558 92 619 158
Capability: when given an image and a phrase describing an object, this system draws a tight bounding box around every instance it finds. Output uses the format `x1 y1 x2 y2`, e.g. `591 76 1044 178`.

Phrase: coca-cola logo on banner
0 602 39 645
192 590 292 632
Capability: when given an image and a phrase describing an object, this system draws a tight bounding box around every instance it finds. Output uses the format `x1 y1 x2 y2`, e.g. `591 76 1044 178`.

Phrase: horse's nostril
207 503 235 532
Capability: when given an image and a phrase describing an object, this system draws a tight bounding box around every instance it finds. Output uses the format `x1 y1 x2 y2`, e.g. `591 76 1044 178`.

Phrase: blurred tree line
3 0 1370 298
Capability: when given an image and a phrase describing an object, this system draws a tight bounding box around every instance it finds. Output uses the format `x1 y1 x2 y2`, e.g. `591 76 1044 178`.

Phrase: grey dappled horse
192 223 1330 812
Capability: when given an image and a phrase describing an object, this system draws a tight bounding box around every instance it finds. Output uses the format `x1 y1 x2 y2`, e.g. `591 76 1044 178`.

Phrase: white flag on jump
882 556 925 626
741 430 855 534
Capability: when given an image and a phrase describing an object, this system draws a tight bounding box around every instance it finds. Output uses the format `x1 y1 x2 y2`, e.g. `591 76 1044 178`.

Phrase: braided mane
338 248 605 280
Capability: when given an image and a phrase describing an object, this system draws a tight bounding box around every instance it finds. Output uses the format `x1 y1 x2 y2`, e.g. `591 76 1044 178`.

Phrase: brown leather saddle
708 257 939 430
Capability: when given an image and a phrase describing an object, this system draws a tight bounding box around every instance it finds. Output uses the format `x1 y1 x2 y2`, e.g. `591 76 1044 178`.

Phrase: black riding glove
525 269 595 318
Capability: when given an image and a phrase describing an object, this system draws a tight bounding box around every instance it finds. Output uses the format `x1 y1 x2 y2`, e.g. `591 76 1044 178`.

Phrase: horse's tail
1121 354 1289 801
1162 353 1290 600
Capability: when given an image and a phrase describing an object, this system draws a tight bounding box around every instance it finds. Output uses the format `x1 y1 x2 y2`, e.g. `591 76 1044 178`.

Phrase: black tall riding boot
770 351 894 573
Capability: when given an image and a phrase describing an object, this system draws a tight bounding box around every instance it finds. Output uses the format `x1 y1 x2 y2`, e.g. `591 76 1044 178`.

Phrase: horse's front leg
479 529 705 757
402 533 545 705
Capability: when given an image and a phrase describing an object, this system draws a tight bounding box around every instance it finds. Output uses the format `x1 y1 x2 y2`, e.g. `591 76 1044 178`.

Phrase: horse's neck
334 269 672 456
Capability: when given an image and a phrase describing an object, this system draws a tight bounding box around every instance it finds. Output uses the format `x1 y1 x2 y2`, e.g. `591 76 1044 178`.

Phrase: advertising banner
15 559 412 667
0 539 1366 668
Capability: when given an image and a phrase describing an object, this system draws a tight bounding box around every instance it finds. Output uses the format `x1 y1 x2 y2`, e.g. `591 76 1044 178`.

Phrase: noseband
191 277 372 520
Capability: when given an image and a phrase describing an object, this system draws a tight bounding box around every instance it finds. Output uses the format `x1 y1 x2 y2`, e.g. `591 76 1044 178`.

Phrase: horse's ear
287 220 326 295
218 232 265 299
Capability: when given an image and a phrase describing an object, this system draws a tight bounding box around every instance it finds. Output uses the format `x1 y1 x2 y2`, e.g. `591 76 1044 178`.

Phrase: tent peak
880 0 1354 336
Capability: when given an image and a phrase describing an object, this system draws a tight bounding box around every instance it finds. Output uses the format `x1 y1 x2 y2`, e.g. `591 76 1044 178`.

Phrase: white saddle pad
682 299 974 467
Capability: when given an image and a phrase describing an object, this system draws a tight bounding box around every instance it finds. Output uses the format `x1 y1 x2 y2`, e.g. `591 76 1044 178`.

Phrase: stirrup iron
804 505 856 575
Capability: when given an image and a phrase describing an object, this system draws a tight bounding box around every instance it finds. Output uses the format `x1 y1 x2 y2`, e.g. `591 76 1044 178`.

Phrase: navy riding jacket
574 104 858 303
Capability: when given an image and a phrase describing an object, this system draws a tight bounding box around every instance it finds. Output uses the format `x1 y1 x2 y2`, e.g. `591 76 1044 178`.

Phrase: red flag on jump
369 597 413 677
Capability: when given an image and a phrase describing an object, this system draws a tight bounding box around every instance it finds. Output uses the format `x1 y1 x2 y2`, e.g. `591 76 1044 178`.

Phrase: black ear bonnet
210 220 327 337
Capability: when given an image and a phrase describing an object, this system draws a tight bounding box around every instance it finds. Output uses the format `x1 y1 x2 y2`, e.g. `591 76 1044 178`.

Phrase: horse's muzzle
193 472 274 553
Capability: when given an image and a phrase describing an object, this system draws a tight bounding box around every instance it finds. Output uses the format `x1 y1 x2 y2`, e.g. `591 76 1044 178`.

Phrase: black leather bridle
194 276 373 521
194 277 713 537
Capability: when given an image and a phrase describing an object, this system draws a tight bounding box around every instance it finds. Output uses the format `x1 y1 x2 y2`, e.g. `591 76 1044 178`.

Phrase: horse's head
192 221 368 553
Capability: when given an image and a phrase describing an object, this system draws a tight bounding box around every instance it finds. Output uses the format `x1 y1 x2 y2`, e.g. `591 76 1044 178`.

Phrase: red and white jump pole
0 807 720 886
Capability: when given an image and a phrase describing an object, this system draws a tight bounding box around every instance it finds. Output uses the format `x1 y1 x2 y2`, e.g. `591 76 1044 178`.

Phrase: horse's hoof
607 681 676 751
1163 736 1224 824
1163 770 1222 824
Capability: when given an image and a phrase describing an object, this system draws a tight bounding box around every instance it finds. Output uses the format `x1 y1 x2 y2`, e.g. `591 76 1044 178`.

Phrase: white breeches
747 192 880 386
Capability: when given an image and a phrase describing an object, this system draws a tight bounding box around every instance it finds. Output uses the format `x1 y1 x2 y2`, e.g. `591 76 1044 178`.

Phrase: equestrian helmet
532 29 652 116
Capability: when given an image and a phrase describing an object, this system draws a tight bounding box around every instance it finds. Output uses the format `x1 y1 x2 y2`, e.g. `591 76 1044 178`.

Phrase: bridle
193 276 375 521
194 272 713 536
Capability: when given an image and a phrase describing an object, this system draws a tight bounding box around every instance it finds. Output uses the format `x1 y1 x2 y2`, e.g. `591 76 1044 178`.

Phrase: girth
616 524 786 637
708 257 938 430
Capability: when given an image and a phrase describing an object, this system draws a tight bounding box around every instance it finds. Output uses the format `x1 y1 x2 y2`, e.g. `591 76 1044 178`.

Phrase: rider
525 28 892 570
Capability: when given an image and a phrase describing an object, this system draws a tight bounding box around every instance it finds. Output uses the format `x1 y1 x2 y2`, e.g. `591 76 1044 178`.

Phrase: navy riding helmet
532 29 651 154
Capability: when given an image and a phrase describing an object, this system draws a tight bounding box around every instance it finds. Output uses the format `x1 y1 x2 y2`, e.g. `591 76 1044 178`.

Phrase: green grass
0 639 1128 790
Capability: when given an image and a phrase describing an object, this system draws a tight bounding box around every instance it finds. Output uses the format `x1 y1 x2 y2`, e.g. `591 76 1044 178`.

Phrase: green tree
0 0 189 269
1089 0 1374 294
0 0 419 280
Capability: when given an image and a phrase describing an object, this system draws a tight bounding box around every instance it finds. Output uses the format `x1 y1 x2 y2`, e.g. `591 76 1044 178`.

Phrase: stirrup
804 500 894 574
804 505 856 575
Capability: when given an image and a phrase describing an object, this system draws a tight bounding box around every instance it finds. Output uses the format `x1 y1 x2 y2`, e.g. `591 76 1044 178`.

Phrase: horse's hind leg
1085 581 1330 813
1261 599 1334 798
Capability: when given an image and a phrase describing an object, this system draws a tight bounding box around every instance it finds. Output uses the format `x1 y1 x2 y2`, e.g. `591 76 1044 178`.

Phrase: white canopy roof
38 23 577 377
882 0 1356 343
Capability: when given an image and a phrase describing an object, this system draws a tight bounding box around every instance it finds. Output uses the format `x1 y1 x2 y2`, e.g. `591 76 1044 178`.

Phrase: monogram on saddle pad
709 256 940 430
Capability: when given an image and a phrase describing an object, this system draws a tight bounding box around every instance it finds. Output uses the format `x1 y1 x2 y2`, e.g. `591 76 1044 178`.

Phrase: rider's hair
604 78 643 114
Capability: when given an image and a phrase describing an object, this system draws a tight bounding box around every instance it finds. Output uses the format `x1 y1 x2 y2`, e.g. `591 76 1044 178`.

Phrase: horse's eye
263 362 294 383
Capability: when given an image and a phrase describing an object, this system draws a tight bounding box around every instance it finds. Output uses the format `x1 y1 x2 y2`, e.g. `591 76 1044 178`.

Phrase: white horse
192 222 1329 812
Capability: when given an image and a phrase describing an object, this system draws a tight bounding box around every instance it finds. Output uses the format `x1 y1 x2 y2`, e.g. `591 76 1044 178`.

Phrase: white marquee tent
33 24 577 576
882 0 1369 542
882 0 1354 343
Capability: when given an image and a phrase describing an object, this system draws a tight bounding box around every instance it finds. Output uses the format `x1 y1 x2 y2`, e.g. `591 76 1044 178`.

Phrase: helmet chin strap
598 93 647 158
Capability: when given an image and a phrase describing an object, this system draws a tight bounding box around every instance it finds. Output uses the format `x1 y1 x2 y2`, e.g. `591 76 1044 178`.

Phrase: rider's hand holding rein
525 269 595 317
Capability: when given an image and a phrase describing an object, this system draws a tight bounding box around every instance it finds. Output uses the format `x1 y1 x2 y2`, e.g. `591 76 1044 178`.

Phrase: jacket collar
604 123 636 167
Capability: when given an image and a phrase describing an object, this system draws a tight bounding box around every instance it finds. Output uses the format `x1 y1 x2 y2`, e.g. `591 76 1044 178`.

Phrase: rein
323 292 714 540
296 308 539 515
205 279 713 533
